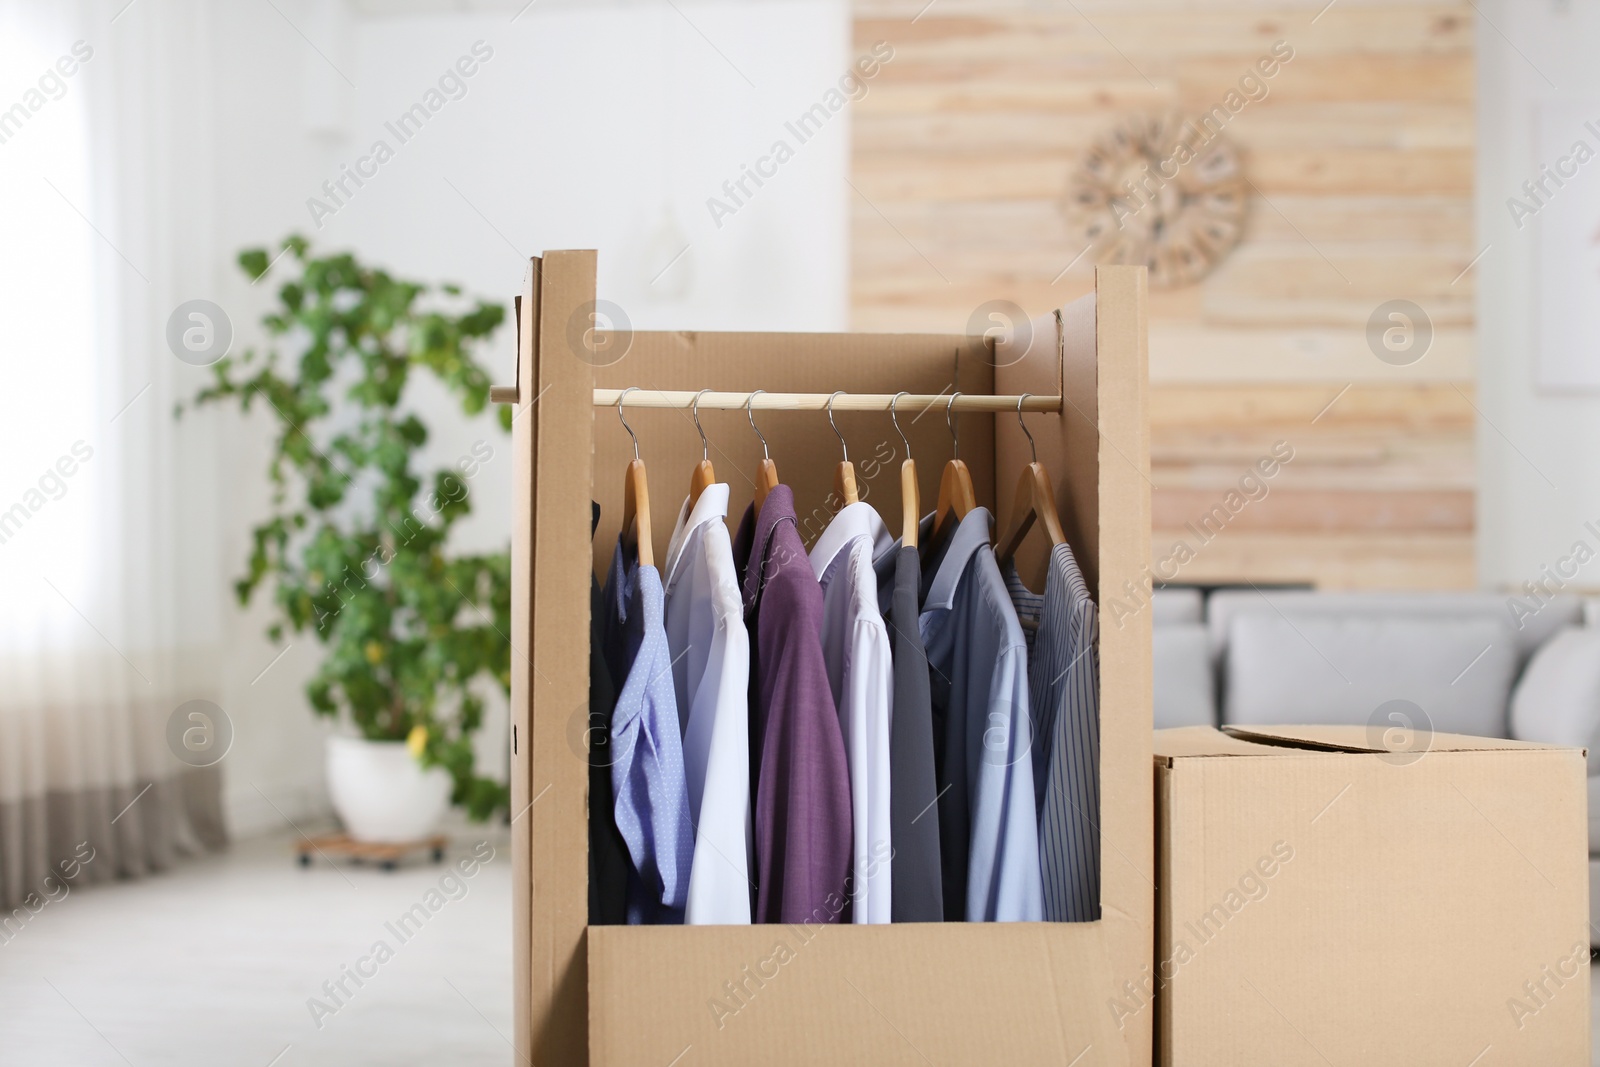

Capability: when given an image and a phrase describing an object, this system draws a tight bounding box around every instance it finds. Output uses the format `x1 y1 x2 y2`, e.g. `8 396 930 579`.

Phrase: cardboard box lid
1154 724 1577 763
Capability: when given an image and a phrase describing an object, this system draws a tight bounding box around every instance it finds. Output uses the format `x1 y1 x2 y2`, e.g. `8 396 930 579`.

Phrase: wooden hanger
890 392 919 548
746 391 779 516
997 393 1067 566
931 391 976 544
828 392 859 506
687 389 716 511
616 388 653 568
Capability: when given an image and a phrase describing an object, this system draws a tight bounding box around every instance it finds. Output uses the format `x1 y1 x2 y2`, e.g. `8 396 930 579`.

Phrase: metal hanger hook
946 391 962 460
889 391 911 461
827 391 849 462
617 387 641 462
691 389 711 462
746 390 770 460
1017 392 1038 463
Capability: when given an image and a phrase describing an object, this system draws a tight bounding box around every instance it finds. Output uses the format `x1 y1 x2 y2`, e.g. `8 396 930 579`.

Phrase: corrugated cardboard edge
1093 265 1153 1067
509 256 541 1067
525 250 596 1066
1152 754 1178 1067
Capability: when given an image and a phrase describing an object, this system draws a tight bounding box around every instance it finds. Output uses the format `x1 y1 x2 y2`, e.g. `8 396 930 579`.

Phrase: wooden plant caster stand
296 833 447 871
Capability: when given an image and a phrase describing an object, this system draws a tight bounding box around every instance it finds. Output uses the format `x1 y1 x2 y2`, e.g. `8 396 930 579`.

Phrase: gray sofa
1153 587 1600 939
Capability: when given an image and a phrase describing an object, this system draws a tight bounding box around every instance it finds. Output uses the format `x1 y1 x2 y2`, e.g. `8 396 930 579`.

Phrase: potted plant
185 235 511 840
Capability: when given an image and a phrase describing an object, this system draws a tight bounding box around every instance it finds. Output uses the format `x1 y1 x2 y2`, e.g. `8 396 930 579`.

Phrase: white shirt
662 484 751 925
809 501 895 924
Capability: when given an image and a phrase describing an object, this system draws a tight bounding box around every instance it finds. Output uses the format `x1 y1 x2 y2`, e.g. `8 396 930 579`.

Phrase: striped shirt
1003 543 1100 923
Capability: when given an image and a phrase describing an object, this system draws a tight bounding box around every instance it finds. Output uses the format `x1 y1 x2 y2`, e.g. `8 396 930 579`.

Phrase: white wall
193 0 850 834
1478 0 1600 595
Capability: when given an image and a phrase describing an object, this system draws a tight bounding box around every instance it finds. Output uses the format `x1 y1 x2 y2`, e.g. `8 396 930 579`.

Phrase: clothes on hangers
810 501 895 924
876 540 944 923
587 414 1098 929
1003 543 1100 923
732 485 852 926
919 507 1044 923
603 539 694 925
588 504 629 927
662 484 753 925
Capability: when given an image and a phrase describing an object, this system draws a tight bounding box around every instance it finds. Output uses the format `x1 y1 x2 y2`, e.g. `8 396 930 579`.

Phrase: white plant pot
326 736 452 843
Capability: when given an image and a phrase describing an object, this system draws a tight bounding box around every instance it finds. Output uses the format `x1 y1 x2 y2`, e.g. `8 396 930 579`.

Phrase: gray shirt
877 542 943 922
920 508 1043 922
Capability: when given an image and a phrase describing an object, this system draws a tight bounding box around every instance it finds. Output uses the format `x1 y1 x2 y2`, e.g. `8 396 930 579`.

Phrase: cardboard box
1151 725 1590 1066
502 253 1154 1065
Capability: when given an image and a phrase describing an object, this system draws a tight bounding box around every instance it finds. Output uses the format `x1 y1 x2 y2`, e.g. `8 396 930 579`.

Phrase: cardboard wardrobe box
498 252 1155 1066
1151 725 1590 1066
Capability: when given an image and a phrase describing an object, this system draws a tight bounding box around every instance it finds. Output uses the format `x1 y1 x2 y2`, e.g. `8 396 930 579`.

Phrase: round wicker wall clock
1063 113 1248 289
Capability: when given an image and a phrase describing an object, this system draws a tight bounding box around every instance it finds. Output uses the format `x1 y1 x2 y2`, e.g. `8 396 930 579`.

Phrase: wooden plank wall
850 0 1475 589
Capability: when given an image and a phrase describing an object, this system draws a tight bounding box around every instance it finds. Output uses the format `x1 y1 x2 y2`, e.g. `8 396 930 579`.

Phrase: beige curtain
0 654 227 911
0 0 226 913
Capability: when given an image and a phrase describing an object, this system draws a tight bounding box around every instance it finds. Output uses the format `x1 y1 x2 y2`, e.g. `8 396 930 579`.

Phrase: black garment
588 503 629 925
919 514 968 920
887 543 943 922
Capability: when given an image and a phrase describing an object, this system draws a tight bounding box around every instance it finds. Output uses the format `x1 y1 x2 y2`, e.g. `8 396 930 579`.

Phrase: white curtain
0 0 225 912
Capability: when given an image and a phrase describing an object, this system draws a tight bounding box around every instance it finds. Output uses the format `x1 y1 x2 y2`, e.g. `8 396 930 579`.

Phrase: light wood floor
0 829 511 1066
1 833 1594 1063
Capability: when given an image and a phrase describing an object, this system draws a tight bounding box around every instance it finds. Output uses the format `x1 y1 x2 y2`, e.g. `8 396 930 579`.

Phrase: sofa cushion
1591 859 1600 945
1590 778 1600 853
1206 590 1581 675
1153 623 1216 729
1224 613 1517 738
1509 627 1600 776
1151 587 1203 626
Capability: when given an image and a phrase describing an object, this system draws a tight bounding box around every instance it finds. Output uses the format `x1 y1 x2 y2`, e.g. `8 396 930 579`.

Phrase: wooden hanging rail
587 389 1062 413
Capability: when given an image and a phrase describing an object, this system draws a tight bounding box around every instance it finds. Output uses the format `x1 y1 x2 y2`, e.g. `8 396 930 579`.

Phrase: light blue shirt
609 561 694 925
920 508 1044 922
1004 543 1100 923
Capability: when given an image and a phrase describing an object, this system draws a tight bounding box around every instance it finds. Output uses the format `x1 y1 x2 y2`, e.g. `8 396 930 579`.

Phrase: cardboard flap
1155 725 1578 764
1222 724 1574 755
1151 726 1279 762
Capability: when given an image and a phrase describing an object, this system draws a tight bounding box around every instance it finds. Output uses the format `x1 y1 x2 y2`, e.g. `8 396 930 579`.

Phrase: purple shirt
732 486 852 925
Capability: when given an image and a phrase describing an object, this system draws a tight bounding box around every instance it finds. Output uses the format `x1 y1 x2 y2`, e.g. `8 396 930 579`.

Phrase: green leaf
239 248 270 282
